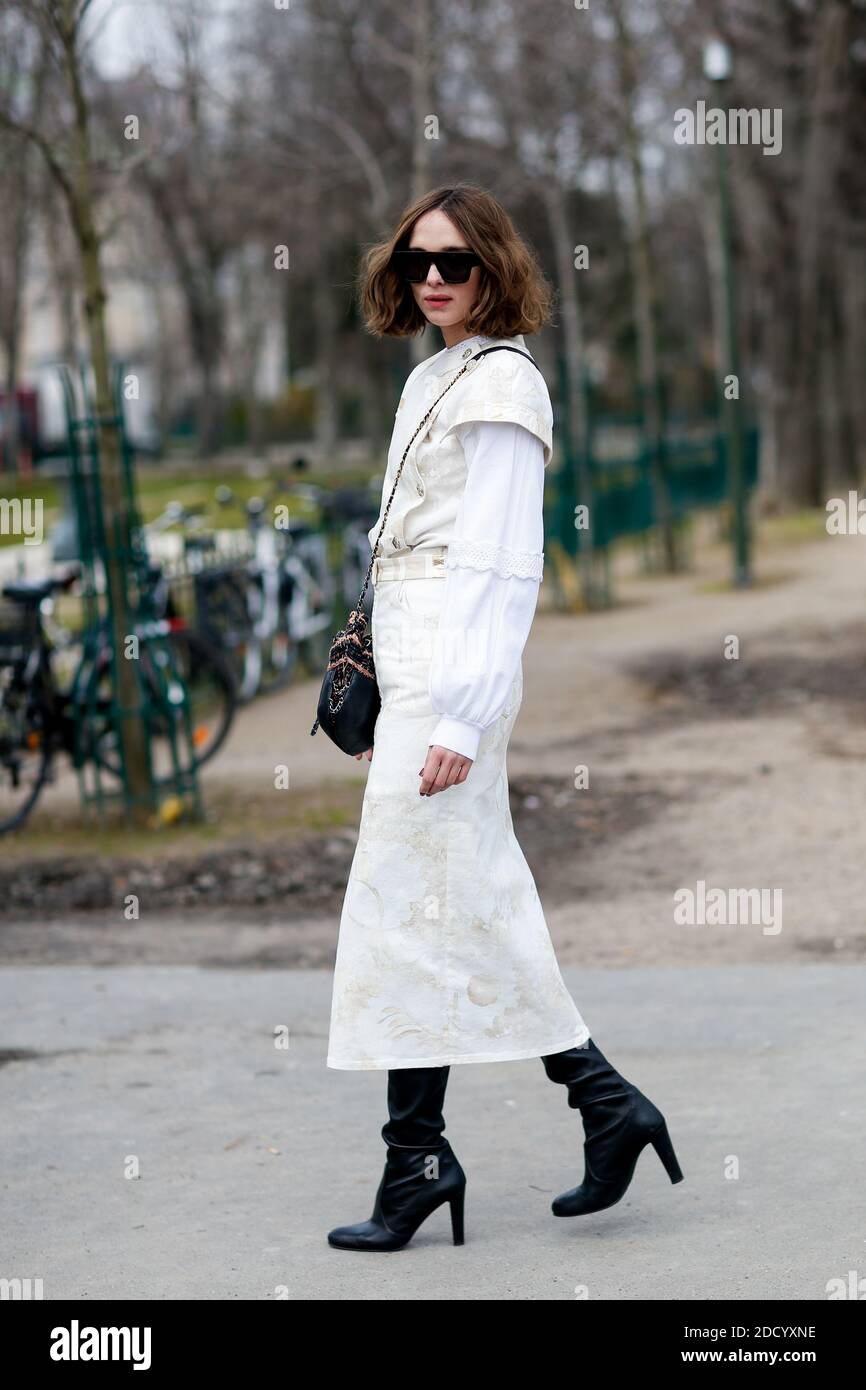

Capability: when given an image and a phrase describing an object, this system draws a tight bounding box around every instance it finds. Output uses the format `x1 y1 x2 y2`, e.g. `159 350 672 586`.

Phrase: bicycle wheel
167 627 236 767
288 537 337 677
194 571 258 702
256 568 299 696
257 623 299 695
0 660 53 835
92 626 236 776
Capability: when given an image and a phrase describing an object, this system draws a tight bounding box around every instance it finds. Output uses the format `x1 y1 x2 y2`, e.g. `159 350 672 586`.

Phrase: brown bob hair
359 184 555 339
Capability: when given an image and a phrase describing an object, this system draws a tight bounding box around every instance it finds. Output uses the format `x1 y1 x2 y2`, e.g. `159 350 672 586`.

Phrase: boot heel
650 1121 684 1184
449 1185 466 1245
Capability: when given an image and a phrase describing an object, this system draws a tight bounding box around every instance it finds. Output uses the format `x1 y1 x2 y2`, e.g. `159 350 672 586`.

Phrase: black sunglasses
390 249 481 284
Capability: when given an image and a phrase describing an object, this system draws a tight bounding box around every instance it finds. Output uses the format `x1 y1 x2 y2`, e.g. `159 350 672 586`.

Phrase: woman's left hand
418 745 473 796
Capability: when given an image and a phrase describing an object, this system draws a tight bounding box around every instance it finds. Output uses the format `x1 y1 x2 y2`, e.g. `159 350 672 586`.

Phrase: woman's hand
418 745 473 796
354 747 373 761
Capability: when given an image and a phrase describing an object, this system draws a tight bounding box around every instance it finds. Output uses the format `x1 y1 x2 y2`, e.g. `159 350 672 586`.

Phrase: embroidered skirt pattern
326 571 591 1070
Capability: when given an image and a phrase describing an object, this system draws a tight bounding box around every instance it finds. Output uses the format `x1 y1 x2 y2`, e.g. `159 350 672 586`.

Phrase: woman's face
407 209 481 339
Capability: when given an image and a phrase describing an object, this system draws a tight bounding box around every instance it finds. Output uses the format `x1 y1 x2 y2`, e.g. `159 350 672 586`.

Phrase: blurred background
0 0 864 956
2 0 866 1305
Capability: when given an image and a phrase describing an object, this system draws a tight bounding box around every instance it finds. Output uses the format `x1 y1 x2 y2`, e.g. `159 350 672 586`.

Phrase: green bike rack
58 360 203 827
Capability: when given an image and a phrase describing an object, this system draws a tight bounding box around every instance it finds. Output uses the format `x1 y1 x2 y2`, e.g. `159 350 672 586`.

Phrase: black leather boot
327 1066 466 1251
541 1038 684 1216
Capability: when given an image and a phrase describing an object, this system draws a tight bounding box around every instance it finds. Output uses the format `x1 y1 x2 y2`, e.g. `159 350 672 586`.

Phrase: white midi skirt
326 563 591 1070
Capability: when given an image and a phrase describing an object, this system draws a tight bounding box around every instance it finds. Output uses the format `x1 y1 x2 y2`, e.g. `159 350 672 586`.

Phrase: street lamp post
703 35 751 587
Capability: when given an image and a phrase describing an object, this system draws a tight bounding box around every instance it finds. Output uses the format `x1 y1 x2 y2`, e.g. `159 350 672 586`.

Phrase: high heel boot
327 1066 466 1251
541 1037 684 1216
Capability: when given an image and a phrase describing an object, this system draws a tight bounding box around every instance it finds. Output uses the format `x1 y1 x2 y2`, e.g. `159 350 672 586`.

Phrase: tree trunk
825 278 859 488
43 193 80 366
59 2 154 819
0 47 46 473
408 0 434 368
791 0 851 504
840 231 866 486
610 0 677 571
140 169 225 459
541 178 601 608
313 236 339 455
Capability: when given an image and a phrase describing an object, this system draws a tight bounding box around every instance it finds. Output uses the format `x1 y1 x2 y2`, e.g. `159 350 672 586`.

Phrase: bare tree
0 20 48 472
609 0 678 569
0 0 154 817
790 0 853 502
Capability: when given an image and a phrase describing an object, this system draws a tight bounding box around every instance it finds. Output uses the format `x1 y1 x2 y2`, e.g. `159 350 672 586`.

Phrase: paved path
2 961 860 1300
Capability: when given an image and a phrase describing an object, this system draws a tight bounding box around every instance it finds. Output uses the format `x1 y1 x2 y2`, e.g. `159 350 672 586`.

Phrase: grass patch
694 568 798 595
757 508 830 547
0 777 365 864
2 455 379 547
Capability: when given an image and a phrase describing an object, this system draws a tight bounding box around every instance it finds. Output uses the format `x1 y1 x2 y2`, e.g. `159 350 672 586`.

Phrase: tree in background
0 0 153 818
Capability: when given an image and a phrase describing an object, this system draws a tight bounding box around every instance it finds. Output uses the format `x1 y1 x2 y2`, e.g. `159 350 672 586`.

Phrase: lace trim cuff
446 536 543 581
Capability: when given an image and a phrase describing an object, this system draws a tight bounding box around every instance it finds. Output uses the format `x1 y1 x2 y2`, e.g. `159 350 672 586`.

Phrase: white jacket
368 332 554 761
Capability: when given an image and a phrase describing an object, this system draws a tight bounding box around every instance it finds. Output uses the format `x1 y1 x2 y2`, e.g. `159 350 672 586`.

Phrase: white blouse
428 417 545 761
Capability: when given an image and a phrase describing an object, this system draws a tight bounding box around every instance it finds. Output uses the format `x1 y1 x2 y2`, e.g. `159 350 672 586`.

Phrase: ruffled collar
425 332 526 374
441 332 491 353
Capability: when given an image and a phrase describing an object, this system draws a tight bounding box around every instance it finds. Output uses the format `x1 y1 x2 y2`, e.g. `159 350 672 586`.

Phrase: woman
325 184 683 1252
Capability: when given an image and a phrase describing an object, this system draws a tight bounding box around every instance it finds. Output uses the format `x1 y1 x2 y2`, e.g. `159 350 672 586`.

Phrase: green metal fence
545 407 759 604
58 361 203 825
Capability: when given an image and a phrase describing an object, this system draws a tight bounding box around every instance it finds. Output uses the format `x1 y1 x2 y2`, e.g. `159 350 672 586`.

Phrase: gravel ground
2 523 865 974
3 520 864 1303
1 960 863 1300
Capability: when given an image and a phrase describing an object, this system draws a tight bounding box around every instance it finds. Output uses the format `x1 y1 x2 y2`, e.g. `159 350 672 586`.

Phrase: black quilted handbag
309 344 540 754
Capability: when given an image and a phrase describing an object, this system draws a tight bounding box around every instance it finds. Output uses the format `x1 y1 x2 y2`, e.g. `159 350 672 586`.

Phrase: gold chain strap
310 344 538 737
356 354 479 609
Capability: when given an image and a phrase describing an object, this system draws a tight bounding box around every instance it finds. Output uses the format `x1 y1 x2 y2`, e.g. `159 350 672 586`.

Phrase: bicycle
215 473 336 699
145 500 257 704
0 564 236 835
320 480 380 619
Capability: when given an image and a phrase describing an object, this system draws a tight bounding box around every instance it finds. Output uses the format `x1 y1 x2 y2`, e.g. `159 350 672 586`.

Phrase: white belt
372 547 448 582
